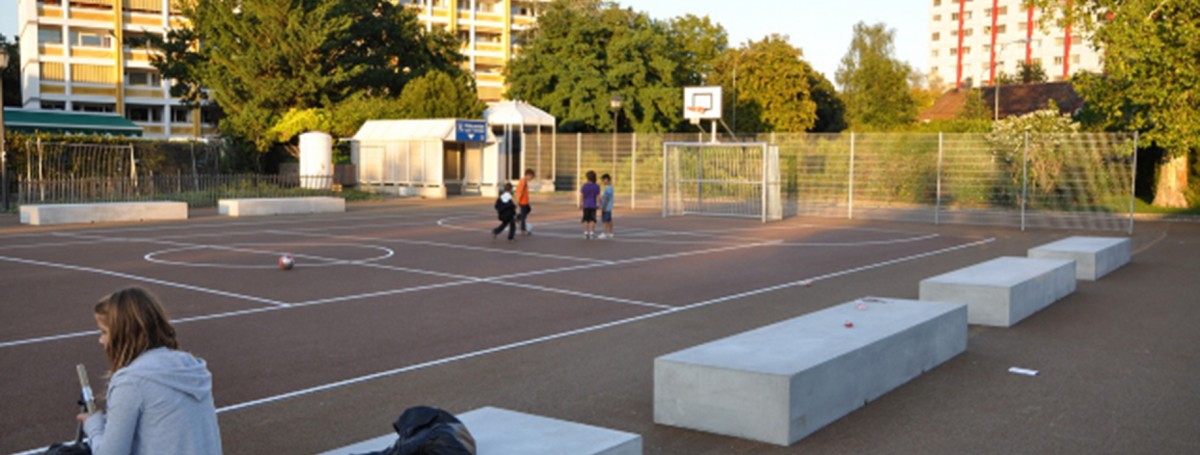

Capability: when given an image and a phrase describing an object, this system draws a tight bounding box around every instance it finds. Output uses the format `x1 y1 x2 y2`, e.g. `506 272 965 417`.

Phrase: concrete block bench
20 201 188 226
1028 236 1130 280
654 298 967 446
919 257 1076 327
322 407 641 455
218 197 344 217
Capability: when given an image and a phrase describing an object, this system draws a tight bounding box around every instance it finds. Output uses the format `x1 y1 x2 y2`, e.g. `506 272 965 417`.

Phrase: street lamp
610 94 622 179
1 46 9 212
992 38 1029 122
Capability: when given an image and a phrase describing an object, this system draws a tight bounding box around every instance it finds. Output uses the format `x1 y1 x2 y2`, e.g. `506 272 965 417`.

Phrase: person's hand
76 413 91 423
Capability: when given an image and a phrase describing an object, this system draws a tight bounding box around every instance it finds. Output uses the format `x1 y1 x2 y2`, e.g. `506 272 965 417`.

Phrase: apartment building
399 0 549 102
13 0 547 140
16 0 217 139
928 0 1103 89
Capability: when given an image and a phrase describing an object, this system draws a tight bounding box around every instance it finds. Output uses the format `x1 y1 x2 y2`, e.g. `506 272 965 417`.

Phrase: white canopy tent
484 101 556 196
350 119 495 198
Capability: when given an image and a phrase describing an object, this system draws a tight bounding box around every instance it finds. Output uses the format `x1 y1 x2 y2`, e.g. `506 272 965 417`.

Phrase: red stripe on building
1063 0 1073 79
956 0 966 87
1026 6 1034 65
989 0 999 85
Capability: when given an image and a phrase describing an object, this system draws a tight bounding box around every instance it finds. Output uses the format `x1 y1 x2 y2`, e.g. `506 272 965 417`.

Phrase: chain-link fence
6 138 335 208
542 131 1137 232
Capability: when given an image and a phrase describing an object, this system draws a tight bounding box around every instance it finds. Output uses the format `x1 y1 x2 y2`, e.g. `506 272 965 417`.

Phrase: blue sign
455 120 489 142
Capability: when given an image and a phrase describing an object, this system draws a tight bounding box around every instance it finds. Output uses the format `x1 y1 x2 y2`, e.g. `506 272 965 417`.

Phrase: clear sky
1 0 931 81
619 0 930 82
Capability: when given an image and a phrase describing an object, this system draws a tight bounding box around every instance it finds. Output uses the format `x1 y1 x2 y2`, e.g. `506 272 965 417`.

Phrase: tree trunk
1151 153 1189 208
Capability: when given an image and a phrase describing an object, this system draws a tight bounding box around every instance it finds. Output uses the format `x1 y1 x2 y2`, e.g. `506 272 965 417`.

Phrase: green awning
2 108 143 137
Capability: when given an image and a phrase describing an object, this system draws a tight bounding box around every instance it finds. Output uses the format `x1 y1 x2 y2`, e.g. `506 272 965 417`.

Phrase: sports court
1 198 1198 454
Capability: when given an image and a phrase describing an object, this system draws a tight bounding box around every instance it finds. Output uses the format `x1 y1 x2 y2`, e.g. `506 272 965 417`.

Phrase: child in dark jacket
493 183 518 241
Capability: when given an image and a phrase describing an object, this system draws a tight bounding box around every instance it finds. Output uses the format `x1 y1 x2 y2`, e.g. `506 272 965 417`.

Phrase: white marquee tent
484 101 556 196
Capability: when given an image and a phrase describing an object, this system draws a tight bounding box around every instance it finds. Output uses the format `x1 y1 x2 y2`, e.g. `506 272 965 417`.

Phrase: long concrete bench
218 196 345 217
919 256 1076 327
322 407 641 455
1028 236 1130 280
654 298 967 446
20 201 188 226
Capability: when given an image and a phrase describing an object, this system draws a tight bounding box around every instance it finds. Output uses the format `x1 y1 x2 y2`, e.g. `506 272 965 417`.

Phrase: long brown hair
94 287 179 373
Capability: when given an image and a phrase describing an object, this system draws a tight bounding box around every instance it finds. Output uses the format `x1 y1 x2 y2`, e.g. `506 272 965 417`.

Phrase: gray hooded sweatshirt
84 347 222 455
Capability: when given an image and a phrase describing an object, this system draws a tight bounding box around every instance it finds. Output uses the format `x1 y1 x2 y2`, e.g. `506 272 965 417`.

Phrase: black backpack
359 406 476 455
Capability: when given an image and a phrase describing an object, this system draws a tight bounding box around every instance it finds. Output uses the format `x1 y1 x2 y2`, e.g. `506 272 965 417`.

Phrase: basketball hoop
686 106 709 115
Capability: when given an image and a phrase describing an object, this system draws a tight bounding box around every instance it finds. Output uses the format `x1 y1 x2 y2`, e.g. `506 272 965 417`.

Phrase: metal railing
17 174 336 208
538 131 1137 232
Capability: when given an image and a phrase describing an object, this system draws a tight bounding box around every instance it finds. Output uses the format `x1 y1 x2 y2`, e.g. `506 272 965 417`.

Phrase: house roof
919 81 1085 121
2 108 143 136
352 119 496 143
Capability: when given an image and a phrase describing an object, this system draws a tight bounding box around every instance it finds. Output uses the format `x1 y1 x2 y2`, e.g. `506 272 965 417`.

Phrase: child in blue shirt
598 174 615 239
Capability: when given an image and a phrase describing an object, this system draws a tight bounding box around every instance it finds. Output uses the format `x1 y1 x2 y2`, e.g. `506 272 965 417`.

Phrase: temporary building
350 119 494 198
484 101 556 196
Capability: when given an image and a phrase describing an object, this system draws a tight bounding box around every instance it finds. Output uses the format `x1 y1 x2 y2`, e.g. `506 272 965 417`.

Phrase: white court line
274 229 609 264
0 237 128 252
491 281 675 310
485 240 780 281
0 255 290 306
210 237 996 416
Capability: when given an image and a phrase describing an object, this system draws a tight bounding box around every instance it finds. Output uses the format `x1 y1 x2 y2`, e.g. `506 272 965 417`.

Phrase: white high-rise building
927 0 1103 88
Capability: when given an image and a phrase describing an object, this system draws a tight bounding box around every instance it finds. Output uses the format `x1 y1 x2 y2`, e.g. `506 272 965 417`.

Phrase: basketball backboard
683 86 722 121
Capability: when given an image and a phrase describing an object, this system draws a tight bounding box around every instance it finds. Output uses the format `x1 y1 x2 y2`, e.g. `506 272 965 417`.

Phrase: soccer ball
279 254 295 270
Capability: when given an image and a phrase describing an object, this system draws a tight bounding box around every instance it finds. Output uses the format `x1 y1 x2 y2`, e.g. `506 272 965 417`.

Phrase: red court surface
2 198 1198 454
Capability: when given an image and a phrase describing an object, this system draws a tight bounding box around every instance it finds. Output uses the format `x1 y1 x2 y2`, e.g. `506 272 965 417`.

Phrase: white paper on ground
1008 367 1040 376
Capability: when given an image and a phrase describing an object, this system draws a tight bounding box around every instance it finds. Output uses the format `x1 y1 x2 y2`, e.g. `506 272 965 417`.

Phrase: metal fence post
1129 131 1139 234
576 133 581 206
1021 131 1029 231
631 133 637 210
848 132 856 220
936 132 944 225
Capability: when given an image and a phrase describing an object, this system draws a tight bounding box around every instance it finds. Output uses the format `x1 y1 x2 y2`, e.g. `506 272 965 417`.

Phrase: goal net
663 142 782 222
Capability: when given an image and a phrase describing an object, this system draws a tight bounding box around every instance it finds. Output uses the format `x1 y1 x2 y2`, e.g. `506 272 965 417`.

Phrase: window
933 14 942 21
70 30 112 48
1071 54 1081 64
985 6 1007 16
73 103 116 113
950 48 958 56
1053 56 1064 65
171 107 191 123
125 105 163 123
123 32 154 49
963 28 973 37
42 102 67 110
126 70 161 86
1019 22 1030 31
932 32 941 41
931 49 939 57
983 44 991 52
997 24 1007 34
962 46 972 55
39 27 63 44
201 109 220 127
934 0 941 6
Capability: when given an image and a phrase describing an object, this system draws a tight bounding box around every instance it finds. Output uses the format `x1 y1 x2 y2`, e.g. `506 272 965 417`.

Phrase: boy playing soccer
493 183 518 242
516 168 535 235
598 174 615 239
579 170 600 239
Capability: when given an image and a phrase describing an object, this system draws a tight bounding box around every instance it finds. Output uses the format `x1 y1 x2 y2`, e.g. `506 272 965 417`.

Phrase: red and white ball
279 254 295 270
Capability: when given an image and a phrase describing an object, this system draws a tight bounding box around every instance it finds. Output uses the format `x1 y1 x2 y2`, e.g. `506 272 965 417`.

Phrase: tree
506 0 682 133
1017 60 1048 84
707 35 830 133
1 34 20 107
1029 0 1200 207
152 0 468 151
395 70 486 119
669 14 729 86
836 22 918 131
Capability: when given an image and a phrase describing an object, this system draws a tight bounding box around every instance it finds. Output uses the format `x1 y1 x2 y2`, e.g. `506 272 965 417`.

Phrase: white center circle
144 242 395 269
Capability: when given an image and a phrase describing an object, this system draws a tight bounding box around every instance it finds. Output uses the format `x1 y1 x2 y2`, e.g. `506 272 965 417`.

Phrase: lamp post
1 46 9 212
610 94 622 179
992 38 1029 122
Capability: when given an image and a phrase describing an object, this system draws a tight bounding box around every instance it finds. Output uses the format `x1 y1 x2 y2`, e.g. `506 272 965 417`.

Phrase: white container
299 131 333 189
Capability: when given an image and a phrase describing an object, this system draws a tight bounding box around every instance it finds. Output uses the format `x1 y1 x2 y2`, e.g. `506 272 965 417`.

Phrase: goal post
663 142 782 222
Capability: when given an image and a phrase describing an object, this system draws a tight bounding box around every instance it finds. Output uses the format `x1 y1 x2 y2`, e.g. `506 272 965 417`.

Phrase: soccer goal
663 142 782 222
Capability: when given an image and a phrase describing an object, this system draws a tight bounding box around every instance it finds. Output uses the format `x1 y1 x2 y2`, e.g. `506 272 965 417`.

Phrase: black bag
43 442 91 455
361 406 475 455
